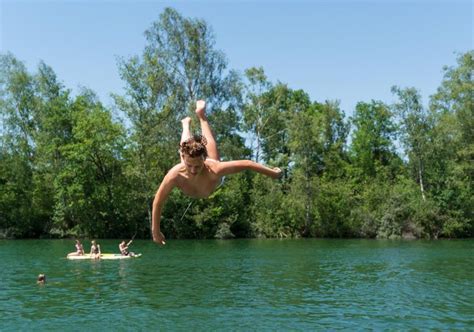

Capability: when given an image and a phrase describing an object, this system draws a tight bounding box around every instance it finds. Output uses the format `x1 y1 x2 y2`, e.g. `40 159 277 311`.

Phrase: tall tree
31 62 75 237
428 51 473 236
391 86 431 201
287 99 320 236
0 54 40 236
242 67 272 163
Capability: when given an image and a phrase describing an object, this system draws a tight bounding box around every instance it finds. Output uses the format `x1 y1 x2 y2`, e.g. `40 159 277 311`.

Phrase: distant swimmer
152 100 282 245
67 240 84 257
119 240 136 257
37 274 46 284
90 240 101 259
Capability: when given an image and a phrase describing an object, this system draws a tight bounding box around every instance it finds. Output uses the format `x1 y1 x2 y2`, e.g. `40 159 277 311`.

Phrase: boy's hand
153 229 166 246
273 167 283 179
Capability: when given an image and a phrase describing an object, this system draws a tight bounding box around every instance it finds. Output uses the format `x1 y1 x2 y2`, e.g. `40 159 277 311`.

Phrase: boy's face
182 155 205 177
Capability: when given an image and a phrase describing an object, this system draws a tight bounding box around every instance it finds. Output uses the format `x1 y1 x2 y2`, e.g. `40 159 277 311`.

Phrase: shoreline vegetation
0 8 472 240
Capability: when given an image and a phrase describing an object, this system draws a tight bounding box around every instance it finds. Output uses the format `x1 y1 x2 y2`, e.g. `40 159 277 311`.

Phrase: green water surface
0 239 472 330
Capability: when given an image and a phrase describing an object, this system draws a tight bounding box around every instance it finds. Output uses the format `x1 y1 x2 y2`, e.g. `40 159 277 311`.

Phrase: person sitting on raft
67 240 84 257
90 240 101 259
119 240 135 257
152 100 282 246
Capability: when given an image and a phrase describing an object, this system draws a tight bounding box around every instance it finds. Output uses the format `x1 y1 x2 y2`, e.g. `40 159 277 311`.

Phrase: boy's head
180 135 208 176
180 134 208 159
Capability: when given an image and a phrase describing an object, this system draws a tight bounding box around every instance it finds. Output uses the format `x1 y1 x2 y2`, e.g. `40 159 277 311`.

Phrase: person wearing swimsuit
75 240 84 255
67 240 84 257
152 100 282 245
90 240 101 259
119 240 135 256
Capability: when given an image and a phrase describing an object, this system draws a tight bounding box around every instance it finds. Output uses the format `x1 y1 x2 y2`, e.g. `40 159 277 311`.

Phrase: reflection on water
0 239 473 330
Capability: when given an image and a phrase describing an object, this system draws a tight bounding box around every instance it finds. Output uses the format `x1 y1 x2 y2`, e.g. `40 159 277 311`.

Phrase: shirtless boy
152 100 281 245
119 239 135 256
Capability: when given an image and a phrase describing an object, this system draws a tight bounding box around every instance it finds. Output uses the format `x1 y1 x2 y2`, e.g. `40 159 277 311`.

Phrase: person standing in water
152 100 282 245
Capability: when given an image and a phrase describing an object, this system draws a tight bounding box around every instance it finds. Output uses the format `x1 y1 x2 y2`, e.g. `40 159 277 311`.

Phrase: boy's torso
174 160 221 198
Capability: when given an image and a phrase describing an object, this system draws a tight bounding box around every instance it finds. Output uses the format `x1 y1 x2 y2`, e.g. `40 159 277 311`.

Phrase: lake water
0 239 473 330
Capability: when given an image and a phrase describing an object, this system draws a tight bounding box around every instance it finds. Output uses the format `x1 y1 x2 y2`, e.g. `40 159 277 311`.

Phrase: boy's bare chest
176 172 219 198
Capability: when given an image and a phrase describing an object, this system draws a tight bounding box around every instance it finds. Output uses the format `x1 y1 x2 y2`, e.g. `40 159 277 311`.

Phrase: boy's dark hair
180 134 208 158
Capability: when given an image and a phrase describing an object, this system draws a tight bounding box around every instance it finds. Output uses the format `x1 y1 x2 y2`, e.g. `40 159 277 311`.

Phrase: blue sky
1 0 472 117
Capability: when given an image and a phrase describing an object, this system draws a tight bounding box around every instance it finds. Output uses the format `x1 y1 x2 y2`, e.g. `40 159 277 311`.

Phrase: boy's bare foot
181 116 192 125
195 100 207 120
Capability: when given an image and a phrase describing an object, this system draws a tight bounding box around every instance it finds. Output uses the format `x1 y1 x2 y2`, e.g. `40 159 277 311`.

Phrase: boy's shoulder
164 163 187 182
168 163 185 174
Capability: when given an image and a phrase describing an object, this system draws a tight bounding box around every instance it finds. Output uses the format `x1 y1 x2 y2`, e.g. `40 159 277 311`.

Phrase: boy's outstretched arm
215 160 282 179
152 172 176 245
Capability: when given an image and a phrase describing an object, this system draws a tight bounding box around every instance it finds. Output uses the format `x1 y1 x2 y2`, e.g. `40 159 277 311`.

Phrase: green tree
428 51 473 237
242 67 272 163
32 62 75 236
391 86 431 201
287 99 321 236
349 101 399 180
0 54 41 236
347 100 405 238
51 92 128 238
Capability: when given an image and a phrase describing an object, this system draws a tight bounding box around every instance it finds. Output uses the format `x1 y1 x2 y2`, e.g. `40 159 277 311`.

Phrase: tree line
0 8 472 239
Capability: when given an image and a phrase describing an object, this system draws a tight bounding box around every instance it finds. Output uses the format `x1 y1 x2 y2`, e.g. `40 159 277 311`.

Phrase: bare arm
214 160 282 178
151 171 176 245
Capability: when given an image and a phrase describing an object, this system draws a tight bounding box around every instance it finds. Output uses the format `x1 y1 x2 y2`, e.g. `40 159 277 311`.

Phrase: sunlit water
0 239 472 330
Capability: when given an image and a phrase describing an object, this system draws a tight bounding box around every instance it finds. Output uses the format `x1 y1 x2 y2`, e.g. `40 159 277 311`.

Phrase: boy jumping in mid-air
152 100 281 245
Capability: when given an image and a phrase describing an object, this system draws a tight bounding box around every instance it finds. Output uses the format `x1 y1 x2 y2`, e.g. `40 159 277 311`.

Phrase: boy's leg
196 101 220 161
180 117 192 144
180 117 192 162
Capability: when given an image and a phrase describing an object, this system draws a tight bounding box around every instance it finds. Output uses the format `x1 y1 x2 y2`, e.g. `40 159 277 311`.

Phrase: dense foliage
1 9 472 239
